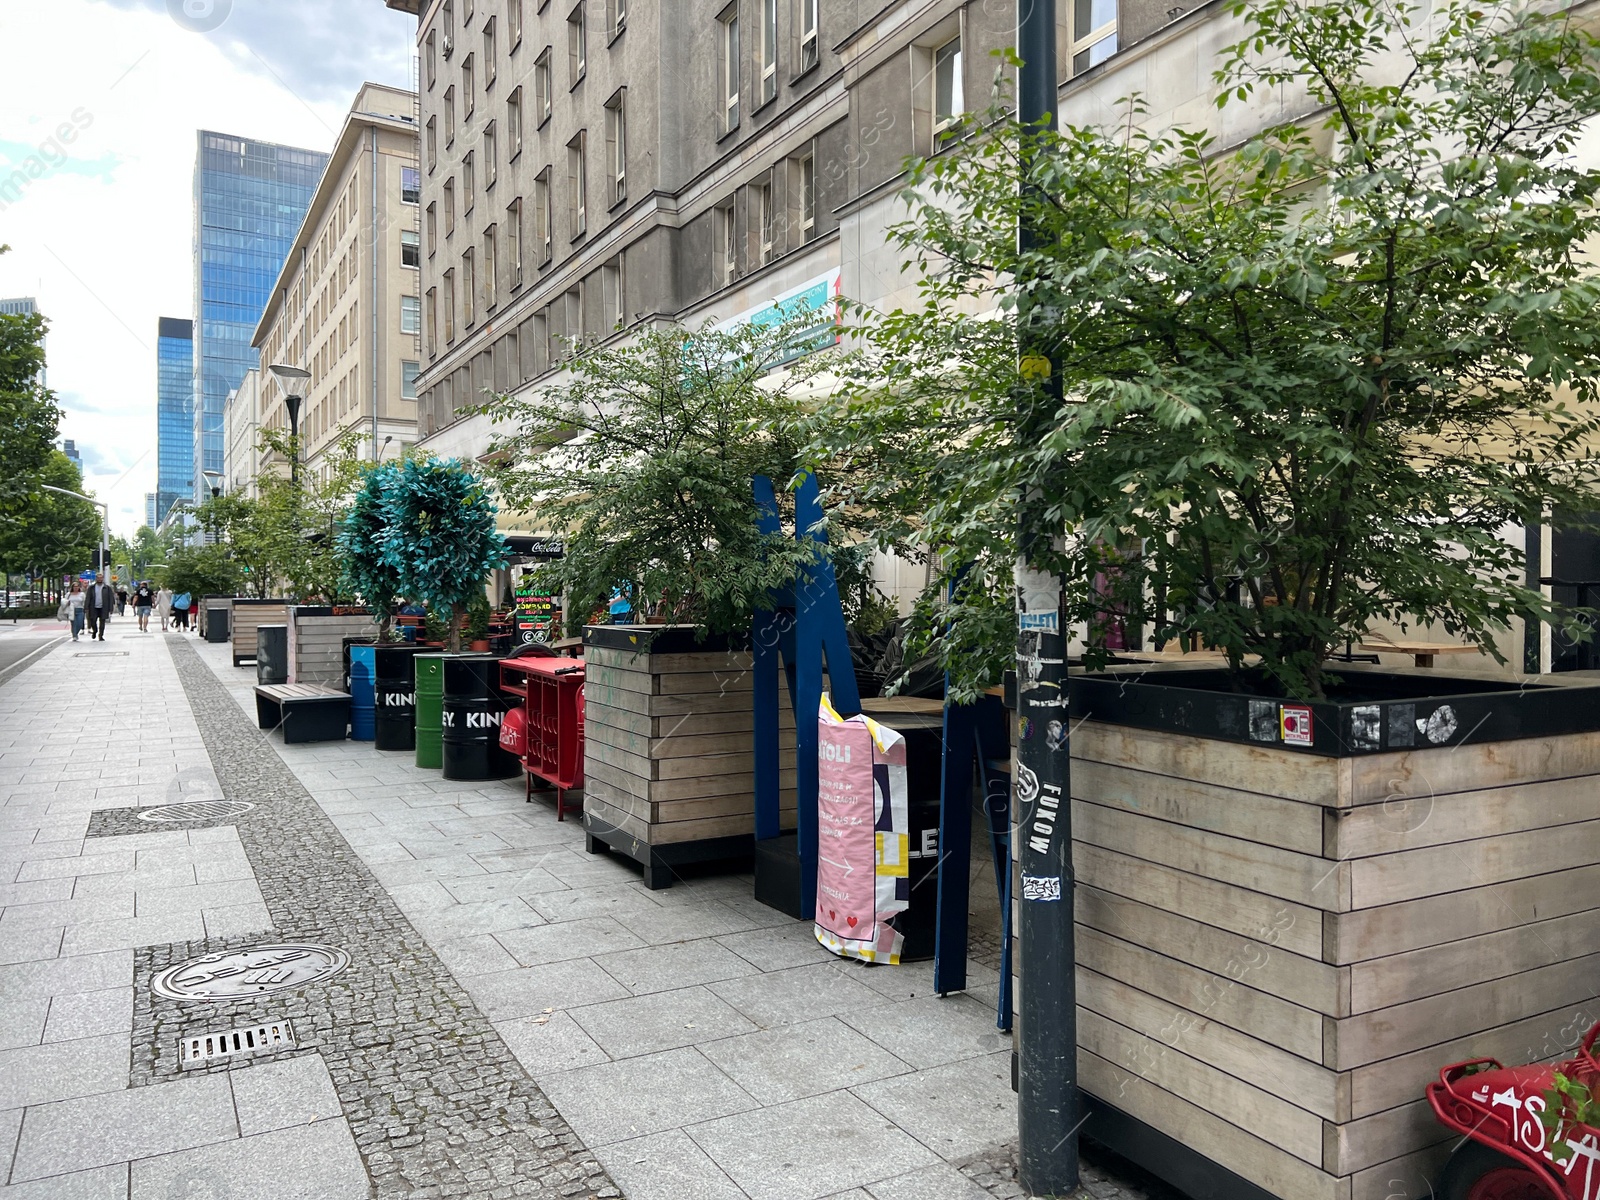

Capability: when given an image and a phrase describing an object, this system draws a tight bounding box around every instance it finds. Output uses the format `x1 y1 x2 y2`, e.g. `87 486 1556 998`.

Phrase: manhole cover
137 800 254 823
179 1018 296 1068
152 944 351 1002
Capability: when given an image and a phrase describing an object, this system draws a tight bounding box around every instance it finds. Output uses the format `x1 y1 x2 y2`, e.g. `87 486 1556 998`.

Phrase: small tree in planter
380 457 509 653
338 461 405 641
817 0 1600 700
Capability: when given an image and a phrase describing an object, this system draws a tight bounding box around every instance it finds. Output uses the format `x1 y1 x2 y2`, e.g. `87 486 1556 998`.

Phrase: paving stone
569 985 759 1058
229 1052 344 1136
699 1016 912 1104
708 962 895 1030
0 1033 127 1110
851 1052 1016 1159
42 986 133 1042
128 1120 366 1200
497 1010 612 1076
0 1164 129 1199
594 1128 748 1200
866 1164 992 1200
493 915 644 967
593 938 762 996
837 992 1012 1070
541 1046 760 1146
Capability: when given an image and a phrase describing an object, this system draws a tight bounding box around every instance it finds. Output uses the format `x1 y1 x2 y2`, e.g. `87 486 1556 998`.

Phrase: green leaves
0 303 62 522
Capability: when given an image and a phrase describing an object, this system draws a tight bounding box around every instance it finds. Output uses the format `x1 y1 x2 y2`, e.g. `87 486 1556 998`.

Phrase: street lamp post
201 471 224 546
267 364 311 490
41 484 108 577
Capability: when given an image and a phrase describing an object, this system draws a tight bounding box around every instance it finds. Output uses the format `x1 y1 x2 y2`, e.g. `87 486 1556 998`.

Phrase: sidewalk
0 621 1152 1199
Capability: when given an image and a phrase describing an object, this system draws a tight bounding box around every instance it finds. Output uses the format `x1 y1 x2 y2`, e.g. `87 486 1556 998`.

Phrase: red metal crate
499 656 584 819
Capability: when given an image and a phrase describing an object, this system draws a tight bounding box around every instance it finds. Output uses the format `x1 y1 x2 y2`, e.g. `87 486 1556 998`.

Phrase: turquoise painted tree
380 457 509 652
338 460 405 640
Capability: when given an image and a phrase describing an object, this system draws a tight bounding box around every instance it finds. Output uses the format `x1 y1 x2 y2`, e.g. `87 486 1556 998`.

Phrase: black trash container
442 655 519 780
206 607 230 644
256 624 288 686
374 644 422 751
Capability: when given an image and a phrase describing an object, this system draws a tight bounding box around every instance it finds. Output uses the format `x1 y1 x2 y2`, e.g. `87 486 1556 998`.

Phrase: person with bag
172 592 192 632
57 581 86 641
85 573 115 641
156 585 173 630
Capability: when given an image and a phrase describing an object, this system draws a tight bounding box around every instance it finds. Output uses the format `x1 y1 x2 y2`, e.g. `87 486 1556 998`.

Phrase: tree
379 457 508 652
0 451 99 592
0 254 60 520
162 543 242 600
338 460 405 639
480 316 861 636
815 0 1600 700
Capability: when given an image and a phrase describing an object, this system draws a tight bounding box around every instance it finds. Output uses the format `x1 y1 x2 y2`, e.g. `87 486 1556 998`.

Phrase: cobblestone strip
137 636 618 1199
958 1143 1180 1200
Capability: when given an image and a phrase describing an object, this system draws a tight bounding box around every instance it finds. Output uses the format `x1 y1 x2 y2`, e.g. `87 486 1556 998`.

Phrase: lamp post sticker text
1022 875 1062 901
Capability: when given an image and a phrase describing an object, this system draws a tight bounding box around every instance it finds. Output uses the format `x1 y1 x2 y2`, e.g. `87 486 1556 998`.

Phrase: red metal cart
499 655 585 819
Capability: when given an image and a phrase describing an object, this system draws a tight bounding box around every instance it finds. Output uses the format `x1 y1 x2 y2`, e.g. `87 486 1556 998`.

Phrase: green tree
0 451 99 593
162 543 242 599
338 460 406 639
0 257 61 520
816 0 1600 700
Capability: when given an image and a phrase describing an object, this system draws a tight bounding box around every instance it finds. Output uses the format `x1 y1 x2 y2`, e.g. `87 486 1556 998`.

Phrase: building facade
223 367 262 499
153 315 194 526
250 84 423 486
192 131 329 504
0 297 37 316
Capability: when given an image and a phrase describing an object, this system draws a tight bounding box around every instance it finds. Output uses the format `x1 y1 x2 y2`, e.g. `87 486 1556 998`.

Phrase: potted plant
812 0 1600 1194
466 589 492 651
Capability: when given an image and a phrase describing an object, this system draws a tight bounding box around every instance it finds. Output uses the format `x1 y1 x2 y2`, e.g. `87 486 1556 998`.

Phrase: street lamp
267 363 311 489
201 471 224 546
41 484 108 575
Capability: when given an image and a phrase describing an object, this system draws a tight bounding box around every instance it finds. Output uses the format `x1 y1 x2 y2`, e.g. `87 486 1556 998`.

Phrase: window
535 168 552 262
1070 0 1117 74
508 0 523 46
602 256 623 330
720 8 739 131
535 48 552 123
507 87 523 157
760 0 777 105
444 177 456 234
445 86 456 143
426 117 437 169
933 35 963 139
484 225 498 309
442 271 456 339
568 130 587 238
463 248 476 324
444 0 455 52
568 4 586 85
426 287 438 352
604 91 626 207
463 54 475 115
798 149 815 240
464 151 476 212
799 0 818 71
507 198 523 287
402 230 421 267
426 202 437 254
426 30 438 86
401 166 420 204
483 18 496 86
564 286 582 348
484 122 497 188
402 360 420 399
717 201 736 286
463 0 473 21
608 0 626 38
401 295 421 333
758 180 774 264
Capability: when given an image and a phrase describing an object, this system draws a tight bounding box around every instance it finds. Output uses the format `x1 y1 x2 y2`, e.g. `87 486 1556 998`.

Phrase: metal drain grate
179 1019 296 1068
74 651 129 657
137 800 254 823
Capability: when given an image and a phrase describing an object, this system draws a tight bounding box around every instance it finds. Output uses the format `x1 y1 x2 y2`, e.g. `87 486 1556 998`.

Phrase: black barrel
442 655 519 780
205 602 230 643
374 644 422 751
256 624 288 685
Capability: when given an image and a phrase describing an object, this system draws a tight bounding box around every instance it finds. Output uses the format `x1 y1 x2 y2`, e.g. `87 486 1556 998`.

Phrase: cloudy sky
0 0 418 535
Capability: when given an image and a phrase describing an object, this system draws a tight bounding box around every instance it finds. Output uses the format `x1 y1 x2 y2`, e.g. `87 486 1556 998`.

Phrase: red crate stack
499 656 585 819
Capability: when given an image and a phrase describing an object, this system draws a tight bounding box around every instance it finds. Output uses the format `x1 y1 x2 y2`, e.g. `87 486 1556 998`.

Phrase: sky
0 0 419 536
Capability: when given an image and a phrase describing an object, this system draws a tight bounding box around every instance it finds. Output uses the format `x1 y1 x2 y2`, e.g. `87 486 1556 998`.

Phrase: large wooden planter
582 625 795 888
286 606 377 686
1059 665 1600 1200
229 598 289 667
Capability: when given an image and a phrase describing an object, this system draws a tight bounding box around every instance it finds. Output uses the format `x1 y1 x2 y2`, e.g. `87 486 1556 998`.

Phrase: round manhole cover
152 944 351 1002
136 800 255 823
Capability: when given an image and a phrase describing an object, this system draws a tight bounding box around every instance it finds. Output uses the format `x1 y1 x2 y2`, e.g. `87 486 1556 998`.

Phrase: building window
484 224 498 309
535 169 552 262
760 0 777 105
444 178 456 234
463 54 476 115
799 0 817 71
427 29 438 85
426 117 438 169
535 48 552 124
507 87 523 158
508 0 523 47
483 17 497 86
444 0 455 51
463 248 476 325
568 130 587 238
402 166 420 204
1070 0 1117 74
402 230 421 267
426 202 437 254
934 34 963 140
463 0 474 22
402 360 420 399
717 201 736 286
464 151 476 212
442 271 456 340
564 286 582 349
608 0 626 38
401 295 421 333
426 287 438 352
758 180 774 264
507 198 523 287
602 256 623 331
484 122 497 188
797 149 815 240
720 7 739 132
568 4 586 86
445 85 456 143
604 91 626 208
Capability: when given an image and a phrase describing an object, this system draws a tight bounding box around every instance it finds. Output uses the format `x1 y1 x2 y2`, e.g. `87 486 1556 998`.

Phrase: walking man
133 580 155 633
85 573 115 641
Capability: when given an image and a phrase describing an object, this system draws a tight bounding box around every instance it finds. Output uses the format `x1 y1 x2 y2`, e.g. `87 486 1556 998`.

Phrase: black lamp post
268 363 311 490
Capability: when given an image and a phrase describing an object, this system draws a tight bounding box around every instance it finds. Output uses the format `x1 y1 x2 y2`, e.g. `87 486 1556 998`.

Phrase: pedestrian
156 584 173 630
57 580 86 641
84 573 115 641
115 585 128 615
133 580 155 633
172 591 192 632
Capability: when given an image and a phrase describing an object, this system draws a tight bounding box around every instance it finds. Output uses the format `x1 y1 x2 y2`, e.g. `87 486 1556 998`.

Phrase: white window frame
463 53 475 115
442 271 456 340
508 87 523 157
483 224 498 310
445 85 456 144
758 179 774 264
535 48 553 123
568 131 587 238
760 0 777 104
719 201 736 286
508 0 523 47
1069 0 1118 76
535 168 553 262
568 4 587 86
401 360 420 400
401 229 421 268
720 8 740 132
933 34 963 140
463 150 476 213
484 121 497 187
605 91 626 207
401 294 421 333
425 285 437 350
798 149 815 241
483 17 497 85
602 256 623 331
609 0 626 38
463 247 476 325
507 198 523 287
799 0 817 71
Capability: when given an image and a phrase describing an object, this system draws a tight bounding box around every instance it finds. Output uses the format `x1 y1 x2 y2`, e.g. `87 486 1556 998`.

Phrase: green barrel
415 653 446 769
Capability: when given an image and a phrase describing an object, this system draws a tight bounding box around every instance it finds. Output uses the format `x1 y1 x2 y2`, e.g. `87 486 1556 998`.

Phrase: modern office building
0 297 37 316
191 131 329 504
251 83 421 487
144 493 157 528
153 316 194 526
61 439 82 473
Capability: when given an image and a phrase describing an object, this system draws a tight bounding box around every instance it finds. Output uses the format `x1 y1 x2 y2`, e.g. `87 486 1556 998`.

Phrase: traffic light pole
1014 0 1080 1194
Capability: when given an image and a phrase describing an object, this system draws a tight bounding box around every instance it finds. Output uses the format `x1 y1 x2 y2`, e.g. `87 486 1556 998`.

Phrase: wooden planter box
1059 665 1600 1200
582 625 795 888
229 598 289 667
287 606 377 687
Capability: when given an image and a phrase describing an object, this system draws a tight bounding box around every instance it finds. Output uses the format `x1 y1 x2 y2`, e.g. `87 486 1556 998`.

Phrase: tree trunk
447 602 464 653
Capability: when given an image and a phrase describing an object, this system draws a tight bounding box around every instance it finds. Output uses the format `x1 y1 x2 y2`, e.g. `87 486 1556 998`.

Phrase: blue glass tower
192 132 327 502
154 316 193 526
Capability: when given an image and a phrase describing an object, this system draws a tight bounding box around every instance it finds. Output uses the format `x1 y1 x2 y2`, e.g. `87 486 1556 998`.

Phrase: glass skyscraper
154 316 193 526
192 132 327 502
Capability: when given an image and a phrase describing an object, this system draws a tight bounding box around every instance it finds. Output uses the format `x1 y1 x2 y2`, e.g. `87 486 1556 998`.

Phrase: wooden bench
254 683 350 744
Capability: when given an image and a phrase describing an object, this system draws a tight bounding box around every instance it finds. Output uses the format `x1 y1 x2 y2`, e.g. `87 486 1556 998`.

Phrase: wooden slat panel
585 739 792 782
1074 842 1324 960
583 683 755 717
583 664 748 697
583 646 757 673
1349 819 1600 908
585 722 755 760
1326 1097 1445 1178
584 789 768 844
1074 758 1324 856
584 757 796 802
584 702 792 739
586 778 795 826
1346 730 1600 805
1348 1140 1451 1200
1072 721 1341 805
